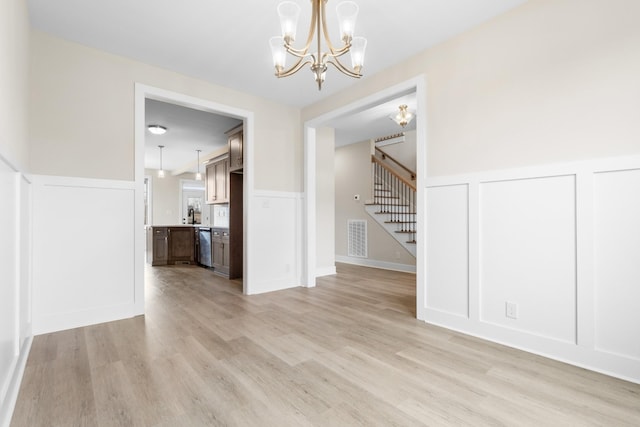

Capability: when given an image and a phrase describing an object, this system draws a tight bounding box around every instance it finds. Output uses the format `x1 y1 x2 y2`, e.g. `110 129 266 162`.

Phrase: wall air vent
348 219 368 258
374 132 405 147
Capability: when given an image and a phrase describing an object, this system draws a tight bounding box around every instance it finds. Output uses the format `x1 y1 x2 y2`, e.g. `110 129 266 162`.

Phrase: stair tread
385 221 416 224
374 211 417 214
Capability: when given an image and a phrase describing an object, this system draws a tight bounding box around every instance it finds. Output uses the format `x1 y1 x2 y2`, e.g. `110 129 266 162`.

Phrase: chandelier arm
286 0 319 57
326 58 362 78
285 44 313 59
277 58 314 78
320 0 348 55
323 46 351 60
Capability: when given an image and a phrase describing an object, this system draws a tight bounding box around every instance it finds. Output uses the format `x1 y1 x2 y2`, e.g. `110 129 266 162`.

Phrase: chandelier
390 105 414 128
269 0 367 90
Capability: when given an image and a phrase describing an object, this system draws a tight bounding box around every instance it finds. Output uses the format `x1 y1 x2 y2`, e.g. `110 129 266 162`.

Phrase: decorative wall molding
248 190 303 294
423 155 640 384
31 175 137 335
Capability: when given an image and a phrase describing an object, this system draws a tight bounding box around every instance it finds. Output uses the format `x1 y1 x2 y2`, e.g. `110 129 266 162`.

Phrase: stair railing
371 149 417 244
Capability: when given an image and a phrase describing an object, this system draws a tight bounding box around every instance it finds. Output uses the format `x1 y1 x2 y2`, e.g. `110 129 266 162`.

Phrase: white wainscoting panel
593 169 640 360
426 184 469 317
479 176 576 343
0 161 18 421
247 191 302 295
0 156 32 427
424 156 640 383
32 176 136 335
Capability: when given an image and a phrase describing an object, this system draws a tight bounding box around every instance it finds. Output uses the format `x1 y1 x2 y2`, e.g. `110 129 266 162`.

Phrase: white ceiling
145 100 241 173
27 0 528 172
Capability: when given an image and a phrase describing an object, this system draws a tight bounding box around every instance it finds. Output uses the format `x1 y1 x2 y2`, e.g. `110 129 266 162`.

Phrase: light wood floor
11 263 640 426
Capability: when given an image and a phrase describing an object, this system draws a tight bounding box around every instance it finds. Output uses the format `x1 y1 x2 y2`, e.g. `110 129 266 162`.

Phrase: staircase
365 148 417 257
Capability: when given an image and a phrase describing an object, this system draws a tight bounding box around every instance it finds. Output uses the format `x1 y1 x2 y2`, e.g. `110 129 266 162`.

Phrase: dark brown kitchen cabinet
205 156 229 204
227 124 243 172
212 229 230 276
148 227 168 266
168 227 194 262
146 226 195 265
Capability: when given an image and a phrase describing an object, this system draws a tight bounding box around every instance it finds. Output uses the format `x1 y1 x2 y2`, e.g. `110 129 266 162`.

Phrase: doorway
302 76 427 320
134 84 255 315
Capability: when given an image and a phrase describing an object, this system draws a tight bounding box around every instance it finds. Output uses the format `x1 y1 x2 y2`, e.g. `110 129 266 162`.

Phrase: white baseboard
335 255 416 273
1 336 32 427
315 265 337 277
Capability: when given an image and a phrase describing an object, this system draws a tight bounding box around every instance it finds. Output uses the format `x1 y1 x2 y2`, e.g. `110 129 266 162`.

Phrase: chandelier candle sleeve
336 1 358 42
278 1 300 44
269 0 367 90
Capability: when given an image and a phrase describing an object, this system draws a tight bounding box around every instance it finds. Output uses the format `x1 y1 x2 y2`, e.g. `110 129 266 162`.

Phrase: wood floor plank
10 263 640 426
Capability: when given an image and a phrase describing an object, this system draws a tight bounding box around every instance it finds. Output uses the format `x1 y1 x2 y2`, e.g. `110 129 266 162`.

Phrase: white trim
144 174 153 226
303 76 427 298
336 255 417 274
0 152 32 427
315 265 337 277
0 336 32 427
134 84 255 296
303 126 317 287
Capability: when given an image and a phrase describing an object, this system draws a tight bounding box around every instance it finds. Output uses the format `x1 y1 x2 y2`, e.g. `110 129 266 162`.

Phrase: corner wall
0 0 32 425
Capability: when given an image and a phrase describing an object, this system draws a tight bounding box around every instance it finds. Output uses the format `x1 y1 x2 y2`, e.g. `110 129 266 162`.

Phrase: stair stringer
364 204 417 257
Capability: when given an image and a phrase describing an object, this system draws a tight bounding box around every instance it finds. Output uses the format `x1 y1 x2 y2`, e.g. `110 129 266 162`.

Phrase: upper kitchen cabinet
205 155 229 204
226 124 243 173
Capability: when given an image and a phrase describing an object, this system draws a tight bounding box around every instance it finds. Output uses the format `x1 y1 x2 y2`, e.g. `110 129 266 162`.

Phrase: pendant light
389 105 414 128
195 149 202 181
157 145 165 178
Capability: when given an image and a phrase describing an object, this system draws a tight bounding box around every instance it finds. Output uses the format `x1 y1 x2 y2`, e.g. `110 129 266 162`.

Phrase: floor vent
348 219 368 258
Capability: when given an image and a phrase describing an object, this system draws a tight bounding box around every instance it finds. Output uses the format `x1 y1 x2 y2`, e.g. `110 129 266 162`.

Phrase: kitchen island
146 225 198 266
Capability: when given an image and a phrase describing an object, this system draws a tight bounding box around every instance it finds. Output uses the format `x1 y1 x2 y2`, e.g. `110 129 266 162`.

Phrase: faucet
188 208 195 224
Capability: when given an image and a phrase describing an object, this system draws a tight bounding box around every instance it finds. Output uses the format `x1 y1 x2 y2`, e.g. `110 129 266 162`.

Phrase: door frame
302 75 427 320
134 84 255 315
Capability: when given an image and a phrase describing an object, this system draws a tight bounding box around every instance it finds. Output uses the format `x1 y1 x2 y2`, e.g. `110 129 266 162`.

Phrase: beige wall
304 0 640 177
145 169 192 226
378 130 417 173
0 0 29 169
335 140 416 266
316 127 335 272
29 32 303 191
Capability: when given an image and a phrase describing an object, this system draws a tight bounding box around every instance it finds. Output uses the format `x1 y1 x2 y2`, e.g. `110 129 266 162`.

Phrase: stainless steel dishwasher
198 227 213 267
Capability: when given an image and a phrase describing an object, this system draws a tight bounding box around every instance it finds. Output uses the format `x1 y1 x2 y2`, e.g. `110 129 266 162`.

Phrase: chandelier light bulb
278 1 300 44
336 1 359 43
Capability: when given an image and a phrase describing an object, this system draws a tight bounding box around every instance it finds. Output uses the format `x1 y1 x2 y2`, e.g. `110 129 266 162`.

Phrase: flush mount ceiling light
390 105 414 128
269 0 367 90
195 149 202 181
157 145 165 178
148 125 167 135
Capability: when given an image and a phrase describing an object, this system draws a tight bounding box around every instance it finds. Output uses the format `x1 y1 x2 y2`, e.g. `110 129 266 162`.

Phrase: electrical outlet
505 301 518 319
